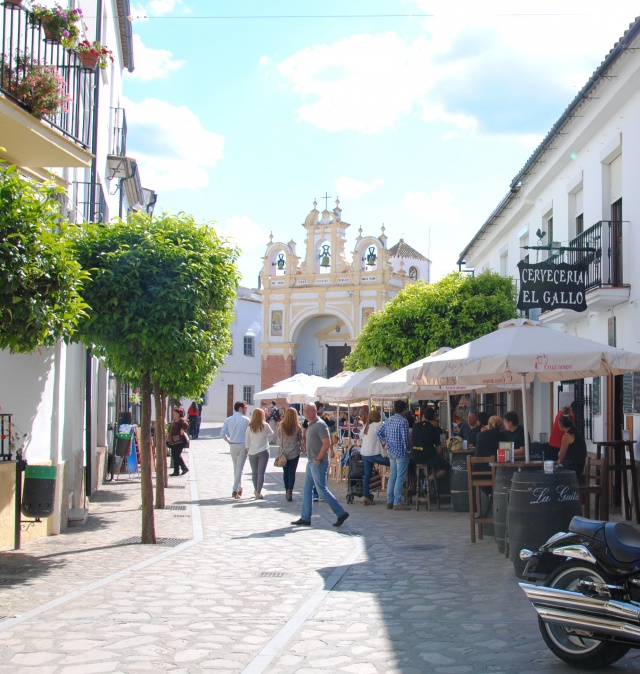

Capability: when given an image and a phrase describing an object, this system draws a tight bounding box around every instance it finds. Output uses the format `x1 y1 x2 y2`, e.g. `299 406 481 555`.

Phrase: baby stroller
342 448 365 504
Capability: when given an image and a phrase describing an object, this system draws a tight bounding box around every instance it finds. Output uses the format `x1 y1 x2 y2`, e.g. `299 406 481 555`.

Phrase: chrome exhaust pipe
520 583 640 644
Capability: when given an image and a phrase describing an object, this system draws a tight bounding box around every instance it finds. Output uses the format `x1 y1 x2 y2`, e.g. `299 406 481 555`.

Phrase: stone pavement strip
2 435 640 673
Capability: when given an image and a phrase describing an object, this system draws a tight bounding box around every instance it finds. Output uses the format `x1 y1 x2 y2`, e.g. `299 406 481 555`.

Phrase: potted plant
74 39 114 70
9 54 71 120
28 3 83 48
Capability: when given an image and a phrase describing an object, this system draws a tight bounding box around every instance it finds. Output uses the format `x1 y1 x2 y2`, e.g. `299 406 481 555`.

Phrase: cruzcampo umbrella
254 373 327 404
406 318 640 461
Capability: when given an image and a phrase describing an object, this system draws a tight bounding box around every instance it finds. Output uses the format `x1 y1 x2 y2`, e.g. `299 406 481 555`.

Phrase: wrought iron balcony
1 3 95 160
109 106 126 156
546 220 625 291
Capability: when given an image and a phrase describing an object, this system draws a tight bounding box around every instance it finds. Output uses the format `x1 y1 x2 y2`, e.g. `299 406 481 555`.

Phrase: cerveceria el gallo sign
516 260 587 312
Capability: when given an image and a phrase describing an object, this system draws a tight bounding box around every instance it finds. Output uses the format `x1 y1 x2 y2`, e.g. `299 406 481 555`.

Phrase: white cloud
276 0 640 138
405 191 461 225
259 55 269 66
335 177 384 200
130 0 182 16
128 35 185 80
123 97 224 192
277 32 432 134
215 216 271 285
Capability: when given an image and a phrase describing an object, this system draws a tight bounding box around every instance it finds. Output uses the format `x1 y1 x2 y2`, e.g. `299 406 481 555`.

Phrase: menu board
592 377 600 415
623 373 634 414
634 372 640 414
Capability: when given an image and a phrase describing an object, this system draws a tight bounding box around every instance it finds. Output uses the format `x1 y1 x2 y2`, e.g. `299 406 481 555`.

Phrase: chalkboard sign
634 372 640 414
623 372 634 414
592 377 600 415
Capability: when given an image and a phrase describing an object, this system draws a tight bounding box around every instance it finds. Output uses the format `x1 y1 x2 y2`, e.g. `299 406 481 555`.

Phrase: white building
199 287 263 422
0 0 151 547
458 16 640 446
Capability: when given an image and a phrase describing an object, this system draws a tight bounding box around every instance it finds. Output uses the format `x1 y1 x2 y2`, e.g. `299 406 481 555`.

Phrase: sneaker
333 512 350 527
393 504 411 511
291 518 311 526
313 496 319 502
386 503 394 510
181 467 189 475
363 497 375 506
170 472 180 477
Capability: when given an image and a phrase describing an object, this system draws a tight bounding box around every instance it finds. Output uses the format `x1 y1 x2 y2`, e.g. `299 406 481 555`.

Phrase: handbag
274 451 287 467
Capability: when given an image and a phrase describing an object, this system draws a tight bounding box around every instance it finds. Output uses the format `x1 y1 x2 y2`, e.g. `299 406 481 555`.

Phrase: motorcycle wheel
538 561 631 669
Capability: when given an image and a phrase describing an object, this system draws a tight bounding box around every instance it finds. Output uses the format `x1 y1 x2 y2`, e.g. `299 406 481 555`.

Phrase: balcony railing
1 3 94 148
546 220 624 290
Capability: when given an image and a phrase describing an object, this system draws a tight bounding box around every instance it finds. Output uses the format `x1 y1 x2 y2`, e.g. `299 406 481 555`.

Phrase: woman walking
187 401 199 439
167 407 189 476
245 408 273 499
276 408 303 501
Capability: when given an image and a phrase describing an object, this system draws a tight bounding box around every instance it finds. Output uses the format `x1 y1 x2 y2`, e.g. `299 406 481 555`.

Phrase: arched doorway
294 314 352 379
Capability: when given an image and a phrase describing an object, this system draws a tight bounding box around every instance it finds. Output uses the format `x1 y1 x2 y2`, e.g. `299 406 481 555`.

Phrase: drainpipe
86 0 104 498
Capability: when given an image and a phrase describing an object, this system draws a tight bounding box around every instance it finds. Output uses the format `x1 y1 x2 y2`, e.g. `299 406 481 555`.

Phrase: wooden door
227 385 234 418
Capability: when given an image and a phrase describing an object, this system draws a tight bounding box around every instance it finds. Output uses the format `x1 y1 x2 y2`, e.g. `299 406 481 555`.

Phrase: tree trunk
153 381 166 509
140 371 156 544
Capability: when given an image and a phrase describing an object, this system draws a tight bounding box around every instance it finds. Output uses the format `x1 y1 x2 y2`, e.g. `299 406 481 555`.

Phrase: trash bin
21 465 57 518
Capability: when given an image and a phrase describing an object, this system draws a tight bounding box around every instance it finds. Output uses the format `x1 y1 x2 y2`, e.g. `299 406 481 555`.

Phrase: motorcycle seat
605 521 640 564
569 516 607 542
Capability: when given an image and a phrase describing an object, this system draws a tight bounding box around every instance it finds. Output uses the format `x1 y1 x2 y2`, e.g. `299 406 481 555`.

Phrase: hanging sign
516 260 587 312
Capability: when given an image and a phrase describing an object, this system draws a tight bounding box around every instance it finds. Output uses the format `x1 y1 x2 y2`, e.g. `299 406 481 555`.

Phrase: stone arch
263 242 294 277
291 312 354 378
354 236 382 272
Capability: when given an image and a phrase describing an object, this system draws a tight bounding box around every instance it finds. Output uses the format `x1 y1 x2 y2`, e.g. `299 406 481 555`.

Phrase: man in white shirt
221 401 250 499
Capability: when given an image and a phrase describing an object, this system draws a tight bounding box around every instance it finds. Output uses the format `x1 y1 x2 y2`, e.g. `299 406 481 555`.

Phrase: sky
122 0 640 287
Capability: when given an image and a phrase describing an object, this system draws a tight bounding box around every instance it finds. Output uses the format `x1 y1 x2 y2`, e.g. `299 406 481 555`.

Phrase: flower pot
77 51 100 71
42 22 61 43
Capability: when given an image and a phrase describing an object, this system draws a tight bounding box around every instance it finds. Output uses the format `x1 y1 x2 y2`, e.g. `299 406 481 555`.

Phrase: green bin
22 465 57 518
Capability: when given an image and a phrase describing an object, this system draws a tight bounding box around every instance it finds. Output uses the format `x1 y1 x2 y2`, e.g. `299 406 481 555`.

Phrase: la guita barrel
507 470 582 577
494 464 539 556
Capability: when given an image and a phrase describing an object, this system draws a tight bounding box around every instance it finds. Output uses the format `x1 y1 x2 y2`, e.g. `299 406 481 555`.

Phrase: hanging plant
28 3 83 49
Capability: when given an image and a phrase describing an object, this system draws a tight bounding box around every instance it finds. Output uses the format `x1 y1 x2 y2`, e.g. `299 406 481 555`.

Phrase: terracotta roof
387 239 428 261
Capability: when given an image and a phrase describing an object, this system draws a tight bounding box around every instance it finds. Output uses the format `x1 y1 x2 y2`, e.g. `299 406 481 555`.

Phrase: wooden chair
580 455 609 521
467 455 496 543
379 464 391 491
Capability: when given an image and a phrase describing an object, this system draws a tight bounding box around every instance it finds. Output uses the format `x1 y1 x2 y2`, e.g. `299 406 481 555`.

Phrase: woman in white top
245 408 274 499
360 409 390 505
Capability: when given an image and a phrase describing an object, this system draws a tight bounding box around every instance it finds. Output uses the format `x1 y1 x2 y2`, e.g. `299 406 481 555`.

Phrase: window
499 249 508 277
519 233 529 264
574 188 584 235
408 266 418 279
547 216 554 247
243 386 254 406
243 336 254 357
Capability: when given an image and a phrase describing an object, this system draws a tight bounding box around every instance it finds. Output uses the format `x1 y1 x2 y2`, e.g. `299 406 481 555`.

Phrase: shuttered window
575 188 583 217
610 154 622 203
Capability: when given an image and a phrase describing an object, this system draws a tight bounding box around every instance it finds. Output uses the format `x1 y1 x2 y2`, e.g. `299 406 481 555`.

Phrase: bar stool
467 455 495 543
579 455 609 521
595 441 639 523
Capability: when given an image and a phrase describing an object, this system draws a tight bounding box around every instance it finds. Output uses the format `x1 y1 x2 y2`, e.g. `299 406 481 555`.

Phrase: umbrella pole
520 373 530 463
446 392 451 437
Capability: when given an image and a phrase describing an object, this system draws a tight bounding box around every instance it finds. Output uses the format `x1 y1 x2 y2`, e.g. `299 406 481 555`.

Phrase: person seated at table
459 410 482 448
477 411 489 432
502 411 531 460
557 413 587 481
474 416 508 458
360 409 389 505
411 406 450 491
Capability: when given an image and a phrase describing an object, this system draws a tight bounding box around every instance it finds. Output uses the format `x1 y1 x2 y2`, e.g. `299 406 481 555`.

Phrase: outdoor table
594 440 639 523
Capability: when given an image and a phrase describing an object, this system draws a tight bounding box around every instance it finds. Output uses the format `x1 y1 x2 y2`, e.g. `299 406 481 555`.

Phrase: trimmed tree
0 164 87 352
73 211 239 542
344 271 518 371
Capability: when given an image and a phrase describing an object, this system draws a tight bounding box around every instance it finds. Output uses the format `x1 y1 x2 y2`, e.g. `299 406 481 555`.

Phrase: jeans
387 454 410 505
230 443 248 493
363 454 390 499
249 450 269 494
301 458 346 522
188 416 198 439
282 455 300 490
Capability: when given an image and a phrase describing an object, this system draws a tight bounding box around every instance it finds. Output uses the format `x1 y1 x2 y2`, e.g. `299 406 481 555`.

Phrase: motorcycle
519 515 640 669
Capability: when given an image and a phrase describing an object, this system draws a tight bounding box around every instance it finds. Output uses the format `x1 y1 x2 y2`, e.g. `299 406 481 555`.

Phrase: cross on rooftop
322 192 332 210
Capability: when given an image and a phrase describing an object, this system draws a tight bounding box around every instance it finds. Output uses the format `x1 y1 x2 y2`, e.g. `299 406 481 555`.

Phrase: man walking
377 400 412 510
291 403 349 527
221 401 250 499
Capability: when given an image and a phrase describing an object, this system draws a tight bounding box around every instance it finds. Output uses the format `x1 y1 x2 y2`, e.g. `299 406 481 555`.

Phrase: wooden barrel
21 465 57 518
507 470 582 577
450 450 473 512
494 464 540 555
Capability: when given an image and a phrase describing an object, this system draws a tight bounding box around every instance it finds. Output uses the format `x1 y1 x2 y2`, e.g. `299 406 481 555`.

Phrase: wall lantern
319 244 331 268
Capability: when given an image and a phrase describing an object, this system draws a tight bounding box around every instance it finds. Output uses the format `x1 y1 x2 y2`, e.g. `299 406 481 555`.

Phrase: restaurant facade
457 16 640 447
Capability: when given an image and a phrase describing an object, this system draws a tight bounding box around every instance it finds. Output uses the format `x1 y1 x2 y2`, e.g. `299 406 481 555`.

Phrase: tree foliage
344 271 518 371
0 164 87 352
73 211 240 541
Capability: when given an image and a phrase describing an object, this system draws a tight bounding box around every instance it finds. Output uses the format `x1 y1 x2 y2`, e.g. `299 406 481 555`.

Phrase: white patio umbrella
370 363 477 400
406 318 640 461
254 373 327 404
315 366 392 404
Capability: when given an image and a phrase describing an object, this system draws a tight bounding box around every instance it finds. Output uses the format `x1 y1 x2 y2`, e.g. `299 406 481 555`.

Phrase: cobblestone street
2 428 640 673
